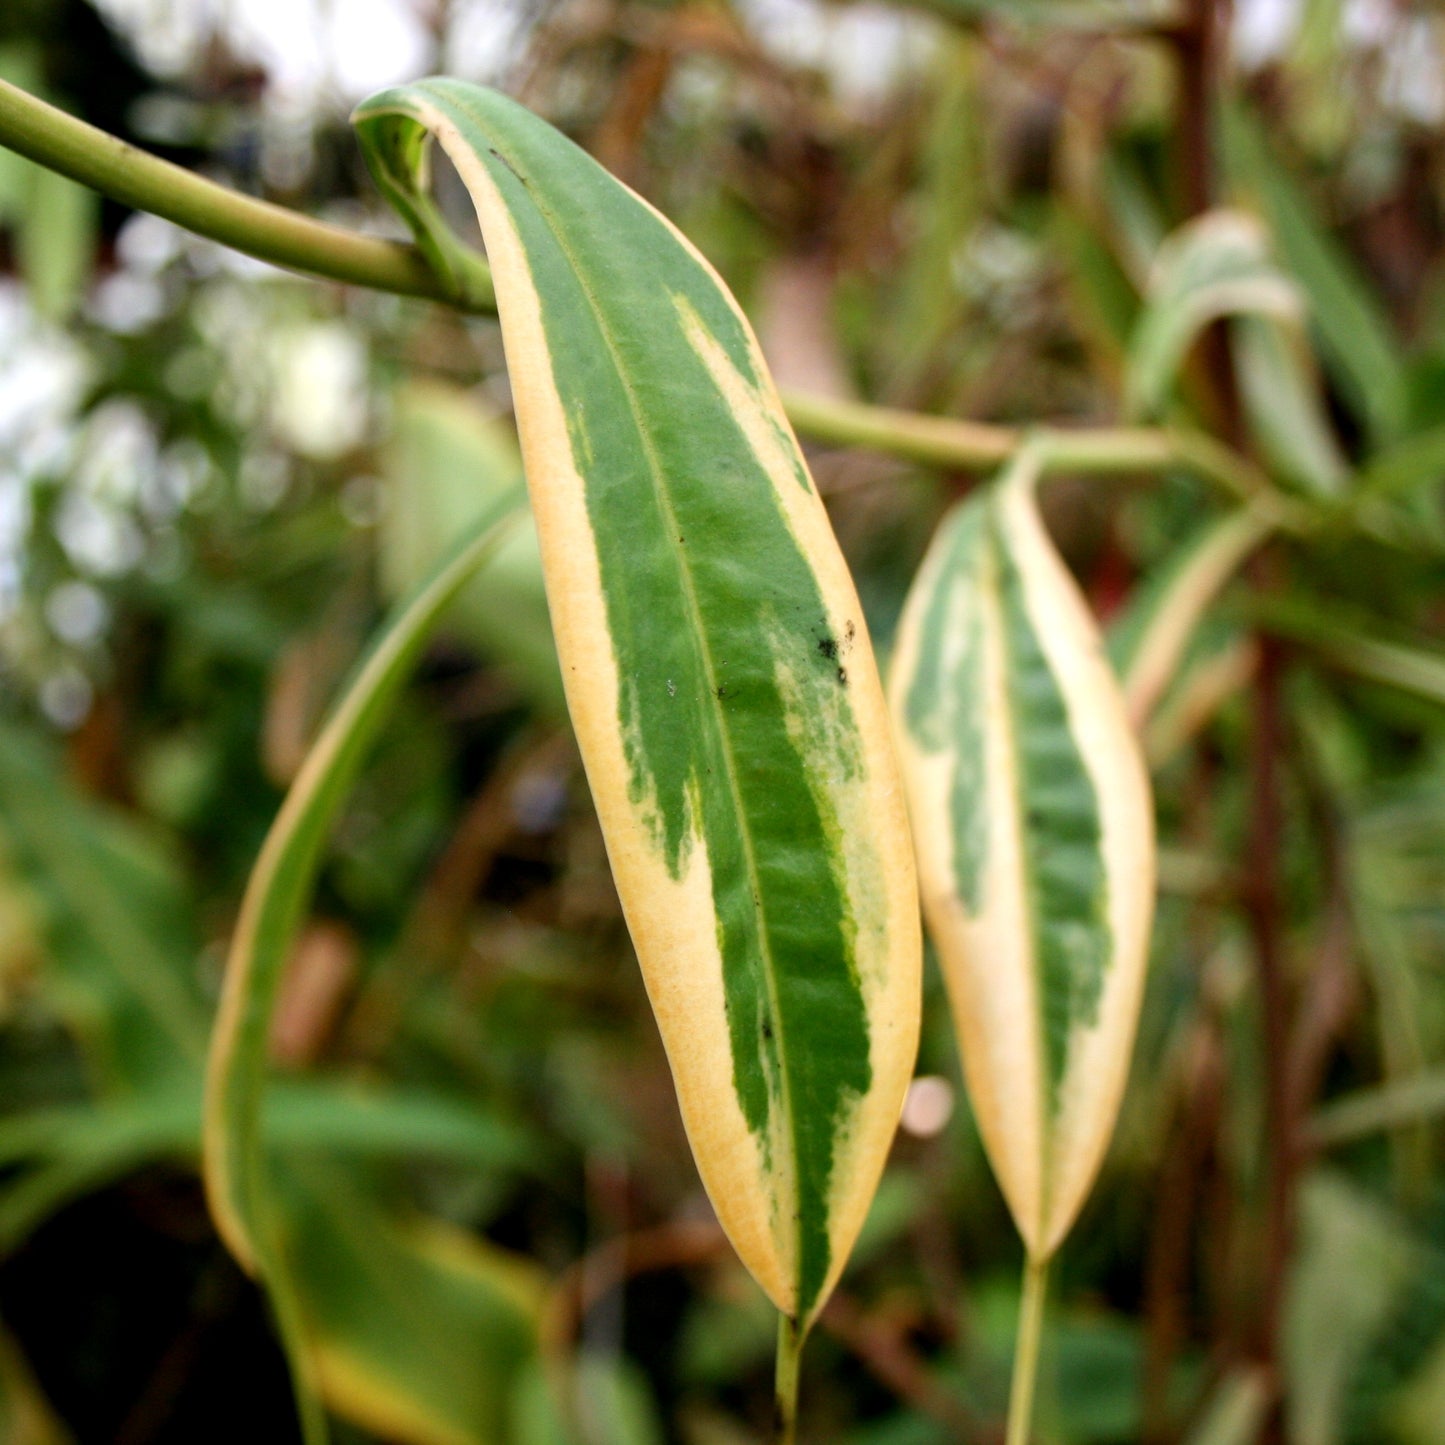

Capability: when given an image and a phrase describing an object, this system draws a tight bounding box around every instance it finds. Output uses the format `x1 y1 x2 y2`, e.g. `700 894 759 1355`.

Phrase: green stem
1005 1254 1049 1445
0 77 1278 499
0 79 487 308
782 387 1279 501
775 1314 804 1445
780 388 1015 470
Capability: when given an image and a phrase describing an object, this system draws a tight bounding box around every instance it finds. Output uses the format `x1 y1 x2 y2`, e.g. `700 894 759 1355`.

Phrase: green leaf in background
203 490 525 1273
18 163 96 320
886 36 982 395
0 725 208 1093
380 381 564 717
280 1162 544 1445
1125 210 1301 421
1224 105 1407 447
1284 1173 1422 1445
1310 1070 1445 1150
202 494 525 1443
1252 597 1445 709
1108 505 1276 727
0 45 96 318
1182 1369 1269 1445
511 1355 666 1445
888 444 1156 1261
352 78 922 1335
1233 315 1349 498
2 665 550 1445
1141 629 1258 768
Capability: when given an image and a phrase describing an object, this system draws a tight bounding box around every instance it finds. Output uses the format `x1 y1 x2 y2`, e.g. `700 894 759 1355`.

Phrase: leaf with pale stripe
889 446 1155 1260
352 79 920 1328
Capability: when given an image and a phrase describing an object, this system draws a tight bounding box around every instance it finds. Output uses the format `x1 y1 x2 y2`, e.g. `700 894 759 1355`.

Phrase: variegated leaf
352 79 920 1328
1109 505 1275 727
1126 210 1301 421
888 446 1155 1260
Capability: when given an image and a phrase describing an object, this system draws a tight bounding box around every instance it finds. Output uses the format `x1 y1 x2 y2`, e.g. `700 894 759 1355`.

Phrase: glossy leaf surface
353 78 920 1325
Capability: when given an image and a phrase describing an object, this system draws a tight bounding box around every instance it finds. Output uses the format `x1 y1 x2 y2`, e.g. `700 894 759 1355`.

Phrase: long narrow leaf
1224 105 1407 445
203 490 524 1271
1126 211 1301 421
352 79 921 1329
1253 599 1445 708
889 445 1155 1259
203 495 525 1445
1109 505 1275 726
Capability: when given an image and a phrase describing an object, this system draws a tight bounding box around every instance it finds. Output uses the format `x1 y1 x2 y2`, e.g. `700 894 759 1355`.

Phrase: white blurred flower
268 321 370 460
45 580 109 647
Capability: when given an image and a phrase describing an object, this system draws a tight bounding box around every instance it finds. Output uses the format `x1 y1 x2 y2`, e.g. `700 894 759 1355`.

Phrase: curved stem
1006 1254 1050 1445
780 388 1014 470
775 1313 805 1445
0 78 1281 499
0 79 485 308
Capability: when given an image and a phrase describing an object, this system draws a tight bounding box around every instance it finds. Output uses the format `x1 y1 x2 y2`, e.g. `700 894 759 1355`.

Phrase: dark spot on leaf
762 1021 773 1041
837 666 848 685
817 636 837 661
715 684 728 701
845 619 856 646
487 146 526 185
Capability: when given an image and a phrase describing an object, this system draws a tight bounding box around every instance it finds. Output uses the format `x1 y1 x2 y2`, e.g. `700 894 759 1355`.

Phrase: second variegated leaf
889 446 1156 1261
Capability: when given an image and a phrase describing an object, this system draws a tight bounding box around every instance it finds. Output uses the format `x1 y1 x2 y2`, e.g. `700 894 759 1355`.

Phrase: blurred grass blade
352 79 921 1331
0 1320 72 1445
1309 1071 1445 1149
0 1084 539 1178
0 46 96 318
380 381 564 717
1126 210 1301 421
1224 105 1406 445
0 726 208 1091
1233 315 1348 498
511 1355 667 1445
887 37 982 392
204 487 523 1267
1252 599 1445 707
889 444 1156 1259
1357 426 1445 506
1285 1174 1423 1445
1183 1369 1270 1445
1109 506 1275 725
